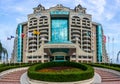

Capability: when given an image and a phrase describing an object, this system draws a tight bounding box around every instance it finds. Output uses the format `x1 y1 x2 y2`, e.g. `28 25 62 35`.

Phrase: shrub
28 62 94 82
0 63 33 72
88 63 120 72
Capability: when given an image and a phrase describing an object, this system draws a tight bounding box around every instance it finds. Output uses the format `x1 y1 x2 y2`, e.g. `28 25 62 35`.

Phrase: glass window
44 55 48 58
51 18 68 43
72 55 76 58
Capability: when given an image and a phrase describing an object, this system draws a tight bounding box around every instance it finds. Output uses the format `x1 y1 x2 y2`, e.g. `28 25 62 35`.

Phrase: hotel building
11 4 109 63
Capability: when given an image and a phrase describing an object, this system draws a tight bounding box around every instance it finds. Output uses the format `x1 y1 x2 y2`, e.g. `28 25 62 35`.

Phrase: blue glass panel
50 48 69 53
50 10 69 15
51 19 68 42
97 25 102 62
17 24 22 62
55 56 64 60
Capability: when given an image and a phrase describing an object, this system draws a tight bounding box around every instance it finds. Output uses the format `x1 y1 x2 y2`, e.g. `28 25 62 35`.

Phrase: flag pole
112 37 114 63
27 31 29 63
108 36 110 64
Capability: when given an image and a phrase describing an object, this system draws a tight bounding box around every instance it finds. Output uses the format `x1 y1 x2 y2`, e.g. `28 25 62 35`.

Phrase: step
2 77 20 80
1 76 20 79
102 78 120 82
102 76 120 79
0 81 20 84
0 79 20 82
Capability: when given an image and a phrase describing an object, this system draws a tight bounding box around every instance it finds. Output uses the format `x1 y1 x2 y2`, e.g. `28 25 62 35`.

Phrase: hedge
88 63 120 72
28 62 94 82
0 63 33 72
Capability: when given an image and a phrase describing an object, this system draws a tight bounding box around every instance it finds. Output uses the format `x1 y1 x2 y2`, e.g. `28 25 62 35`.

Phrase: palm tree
0 42 8 63
0 42 2 61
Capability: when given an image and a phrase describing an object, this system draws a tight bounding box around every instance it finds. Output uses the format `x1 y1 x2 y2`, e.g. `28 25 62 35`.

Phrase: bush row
100 63 120 68
0 63 33 72
28 62 94 82
88 63 120 72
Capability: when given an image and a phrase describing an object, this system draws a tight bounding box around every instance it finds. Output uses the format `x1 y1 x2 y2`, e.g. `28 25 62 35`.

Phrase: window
51 18 68 42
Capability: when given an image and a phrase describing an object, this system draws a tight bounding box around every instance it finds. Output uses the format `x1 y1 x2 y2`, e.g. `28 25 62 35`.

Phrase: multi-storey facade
11 22 28 63
12 4 108 63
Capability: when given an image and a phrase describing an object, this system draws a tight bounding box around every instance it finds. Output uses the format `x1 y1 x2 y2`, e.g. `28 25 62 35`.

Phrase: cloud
15 6 26 12
16 16 27 23
74 0 106 21
73 0 120 22
116 0 120 4
105 12 115 21
0 0 34 15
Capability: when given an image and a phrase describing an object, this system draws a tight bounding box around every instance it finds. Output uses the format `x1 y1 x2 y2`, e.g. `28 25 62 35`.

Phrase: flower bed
28 62 94 82
38 66 83 73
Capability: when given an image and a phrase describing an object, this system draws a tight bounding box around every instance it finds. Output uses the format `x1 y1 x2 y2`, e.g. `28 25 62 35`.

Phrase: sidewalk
94 67 120 84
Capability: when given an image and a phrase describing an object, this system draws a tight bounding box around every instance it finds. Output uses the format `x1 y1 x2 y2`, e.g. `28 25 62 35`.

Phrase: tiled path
0 68 120 84
0 69 27 84
95 69 120 84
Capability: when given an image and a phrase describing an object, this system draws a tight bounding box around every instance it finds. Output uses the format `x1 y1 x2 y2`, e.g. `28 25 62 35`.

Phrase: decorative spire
34 4 45 13
77 4 82 8
74 4 86 13
37 4 43 8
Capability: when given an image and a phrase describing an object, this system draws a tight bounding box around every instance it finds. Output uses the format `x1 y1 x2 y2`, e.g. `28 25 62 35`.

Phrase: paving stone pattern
0 70 27 84
1 68 120 84
95 69 120 84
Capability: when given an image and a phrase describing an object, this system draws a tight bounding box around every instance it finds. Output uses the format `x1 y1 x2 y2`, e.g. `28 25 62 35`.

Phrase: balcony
40 34 48 37
41 38 48 41
83 39 91 42
72 38 78 41
82 35 91 38
29 48 36 51
29 44 37 46
83 48 91 52
83 46 91 50
29 39 37 43
83 43 91 47
72 34 80 37
71 30 80 33
40 30 48 34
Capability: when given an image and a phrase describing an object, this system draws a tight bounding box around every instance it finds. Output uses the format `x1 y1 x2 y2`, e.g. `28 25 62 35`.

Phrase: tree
0 42 2 60
0 42 8 63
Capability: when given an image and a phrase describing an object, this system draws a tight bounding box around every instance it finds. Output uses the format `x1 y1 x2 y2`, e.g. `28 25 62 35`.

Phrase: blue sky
0 0 120 63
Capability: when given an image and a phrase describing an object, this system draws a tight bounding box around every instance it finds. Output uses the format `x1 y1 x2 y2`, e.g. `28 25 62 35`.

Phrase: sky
0 0 120 63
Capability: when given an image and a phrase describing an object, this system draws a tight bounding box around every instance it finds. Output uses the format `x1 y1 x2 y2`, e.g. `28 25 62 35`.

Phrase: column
76 37 79 62
41 37 44 63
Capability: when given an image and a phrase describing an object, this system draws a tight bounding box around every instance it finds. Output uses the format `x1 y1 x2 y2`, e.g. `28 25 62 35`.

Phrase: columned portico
26 41 93 63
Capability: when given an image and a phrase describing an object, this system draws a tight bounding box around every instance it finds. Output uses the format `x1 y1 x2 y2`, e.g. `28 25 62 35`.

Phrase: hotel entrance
50 56 70 62
55 56 64 61
44 47 76 62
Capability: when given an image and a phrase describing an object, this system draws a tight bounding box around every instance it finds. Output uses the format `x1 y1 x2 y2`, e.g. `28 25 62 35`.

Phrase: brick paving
95 69 120 84
1 68 120 84
0 70 27 84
